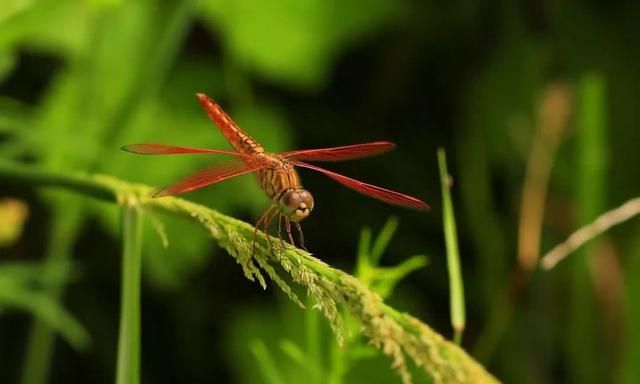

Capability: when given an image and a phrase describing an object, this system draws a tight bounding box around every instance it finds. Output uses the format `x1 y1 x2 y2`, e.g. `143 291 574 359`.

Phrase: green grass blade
0 260 74 283
373 255 429 298
250 339 287 384
437 148 466 344
567 72 607 384
619 230 640 384
278 339 307 367
355 227 372 278
115 204 143 384
370 217 399 264
20 209 82 384
0 277 89 350
279 339 322 378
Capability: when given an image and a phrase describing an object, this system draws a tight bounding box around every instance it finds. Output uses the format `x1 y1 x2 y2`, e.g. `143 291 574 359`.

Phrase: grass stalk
115 203 143 384
2 160 498 384
437 148 466 344
305 297 323 384
568 72 607 384
541 196 640 269
517 83 572 270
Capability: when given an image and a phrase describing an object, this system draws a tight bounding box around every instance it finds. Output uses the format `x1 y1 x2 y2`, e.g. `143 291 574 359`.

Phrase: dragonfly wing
121 143 252 159
293 161 429 210
282 141 396 162
153 159 268 197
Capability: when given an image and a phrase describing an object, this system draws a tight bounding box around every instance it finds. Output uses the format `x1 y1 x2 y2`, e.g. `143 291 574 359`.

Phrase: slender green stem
116 204 143 384
327 337 347 384
0 163 116 201
437 148 466 344
305 298 323 384
568 72 607 384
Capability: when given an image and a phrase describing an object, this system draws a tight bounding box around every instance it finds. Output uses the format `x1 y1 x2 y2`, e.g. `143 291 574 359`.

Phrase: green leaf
0 0 35 25
199 0 403 88
0 0 91 57
355 217 427 299
0 50 16 83
0 260 75 284
0 274 90 350
371 255 429 298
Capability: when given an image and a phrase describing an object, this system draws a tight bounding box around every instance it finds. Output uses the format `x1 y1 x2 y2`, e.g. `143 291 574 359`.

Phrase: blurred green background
1 0 639 383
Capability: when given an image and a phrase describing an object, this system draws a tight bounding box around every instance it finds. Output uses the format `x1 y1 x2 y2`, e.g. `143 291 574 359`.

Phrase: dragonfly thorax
278 189 314 222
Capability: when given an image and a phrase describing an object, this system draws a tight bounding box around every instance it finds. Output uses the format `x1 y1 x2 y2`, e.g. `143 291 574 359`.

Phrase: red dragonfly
122 93 429 250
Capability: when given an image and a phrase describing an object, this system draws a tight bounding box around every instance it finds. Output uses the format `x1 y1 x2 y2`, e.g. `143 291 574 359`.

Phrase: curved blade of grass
279 339 323 379
20 209 83 384
0 260 74 283
0 277 90 349
370 216 399 264
438 148 466 344
370 255 428 298
250 339 286 384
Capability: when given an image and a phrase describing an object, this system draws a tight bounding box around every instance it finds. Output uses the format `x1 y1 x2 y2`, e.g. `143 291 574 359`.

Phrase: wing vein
293 161 429 210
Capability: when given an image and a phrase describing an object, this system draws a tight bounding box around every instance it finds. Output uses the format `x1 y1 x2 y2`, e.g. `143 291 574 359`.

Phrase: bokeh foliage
1 0 640 383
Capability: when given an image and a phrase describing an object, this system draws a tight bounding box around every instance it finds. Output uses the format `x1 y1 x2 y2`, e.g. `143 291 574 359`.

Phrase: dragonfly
122 93 429 251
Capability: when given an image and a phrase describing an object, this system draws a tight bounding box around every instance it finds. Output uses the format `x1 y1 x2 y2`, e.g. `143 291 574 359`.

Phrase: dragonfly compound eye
280 189 314 222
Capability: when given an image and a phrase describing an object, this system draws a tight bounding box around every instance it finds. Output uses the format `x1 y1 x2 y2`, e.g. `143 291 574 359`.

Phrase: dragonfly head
279 189 314 222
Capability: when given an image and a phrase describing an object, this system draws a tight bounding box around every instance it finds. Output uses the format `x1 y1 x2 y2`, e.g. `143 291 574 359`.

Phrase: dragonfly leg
284 217 295 246
294 222 307 251
262 208 279 253
253 205 275 256
277 215 286 250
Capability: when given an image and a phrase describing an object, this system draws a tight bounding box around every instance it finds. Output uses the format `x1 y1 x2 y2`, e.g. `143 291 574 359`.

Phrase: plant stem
437 148 466 344
568 72 607 384
116 204 143 384
0 162 116 201
541 197 640 269
305 297 323 384
2 161 499 384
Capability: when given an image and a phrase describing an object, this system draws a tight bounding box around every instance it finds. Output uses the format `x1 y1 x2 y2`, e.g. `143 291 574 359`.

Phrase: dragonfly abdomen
237 134 265 155
197 93 264 155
